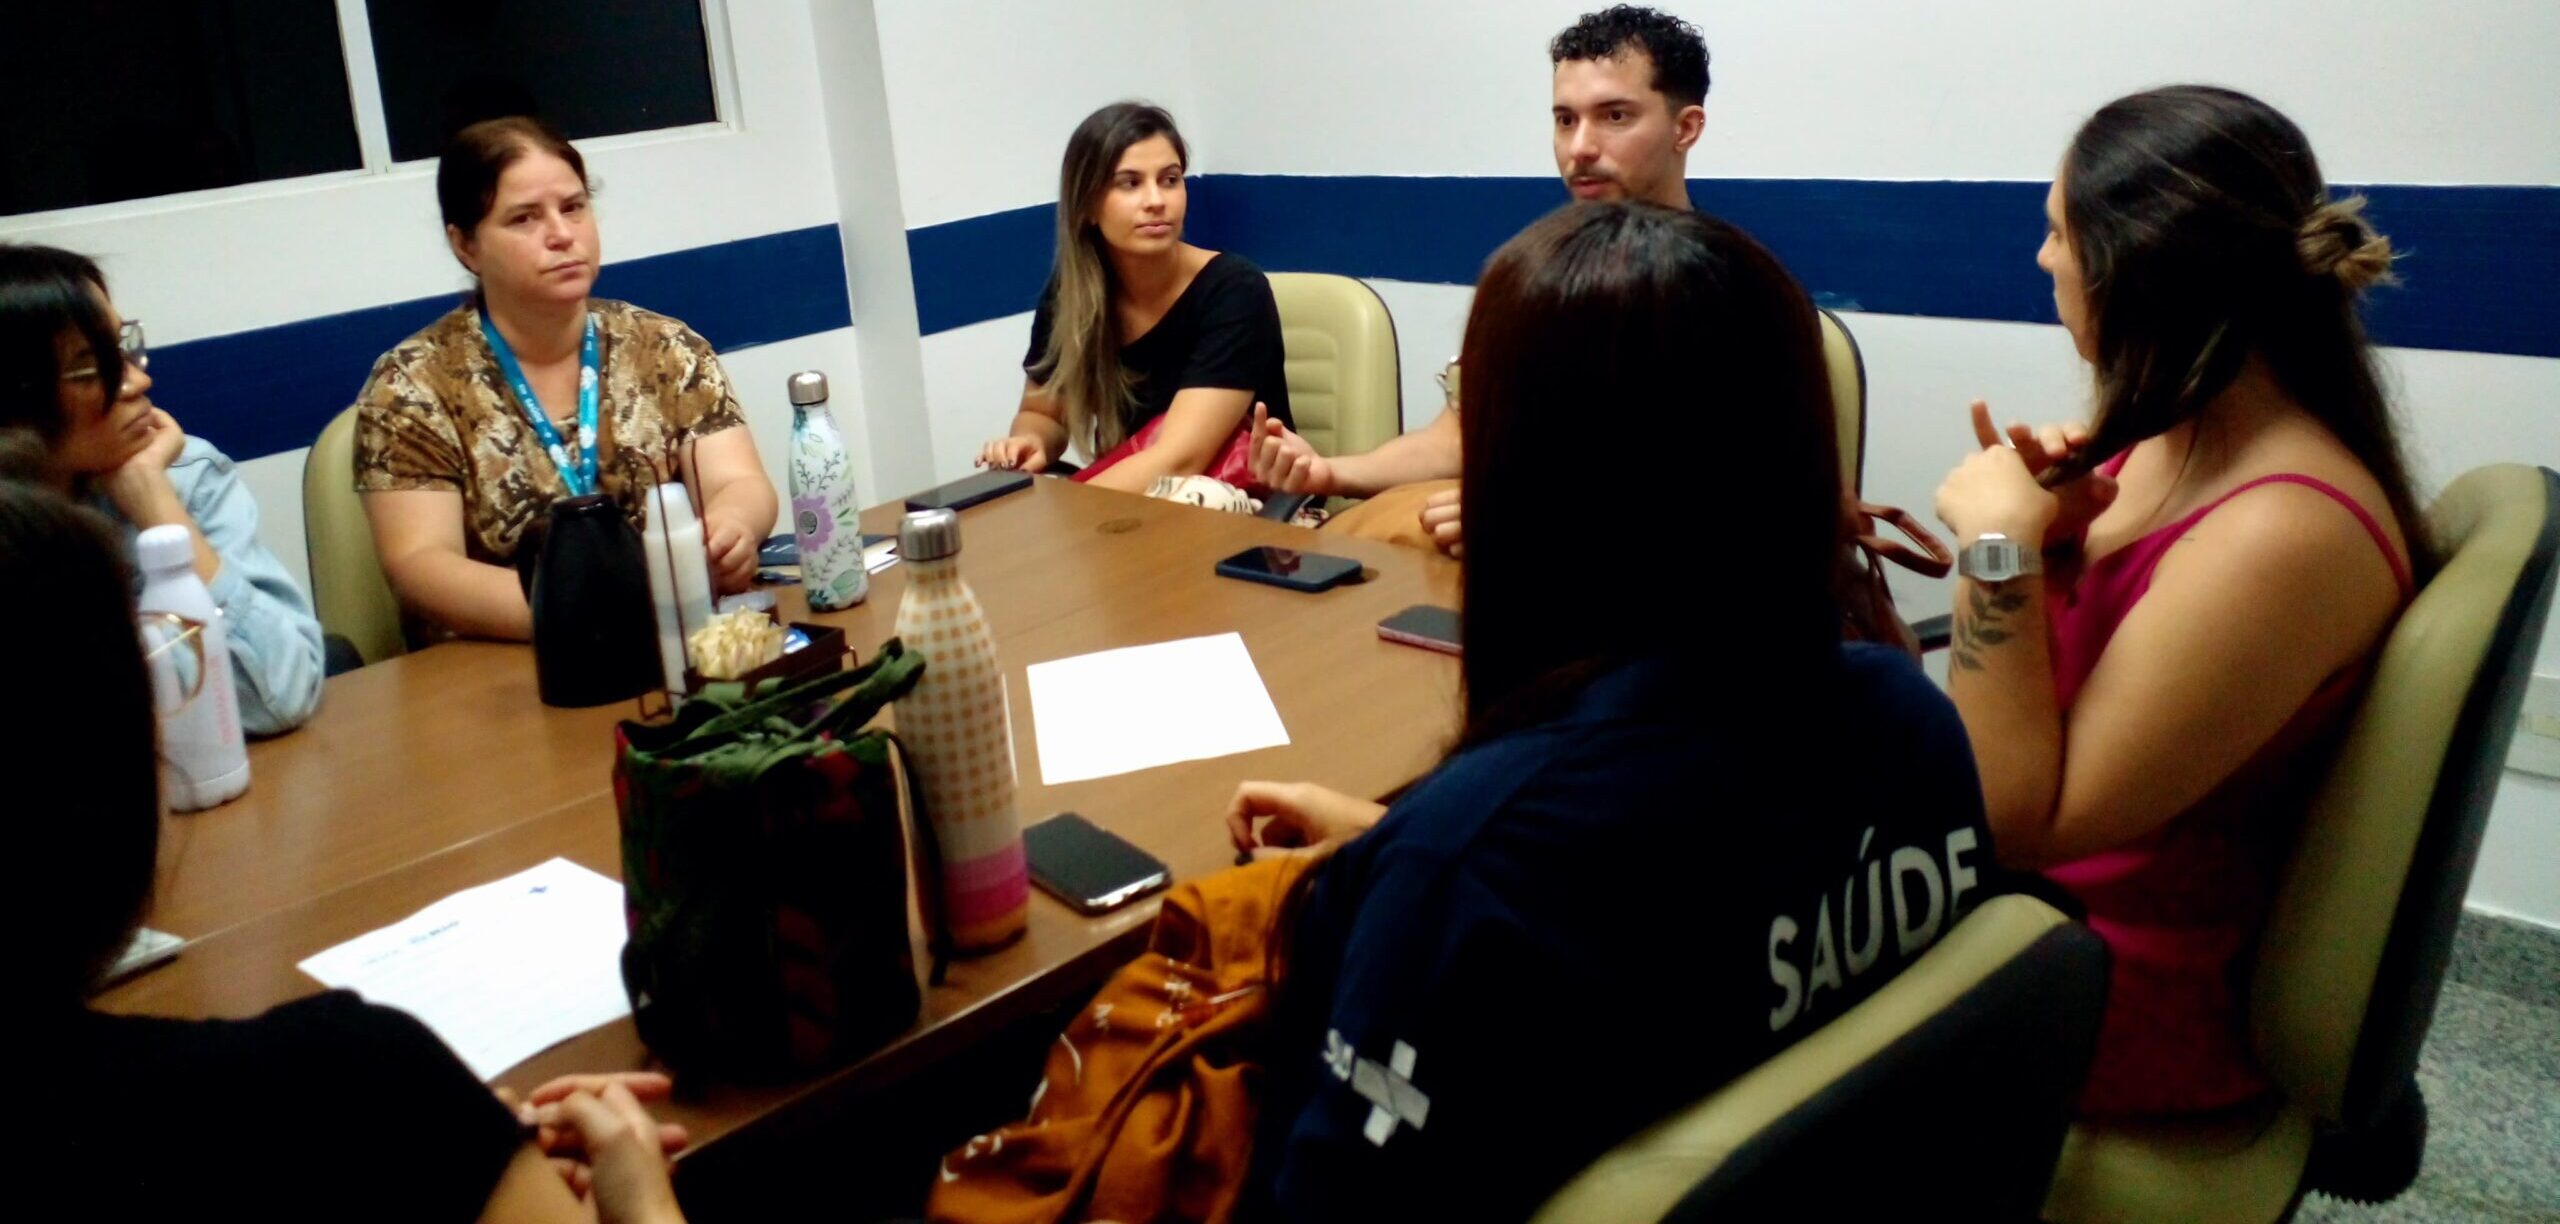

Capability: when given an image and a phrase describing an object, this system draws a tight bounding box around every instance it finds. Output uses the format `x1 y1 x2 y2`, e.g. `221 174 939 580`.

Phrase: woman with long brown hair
976 102 1291 492
1933 85 2424 1118
1226 203 1991 1217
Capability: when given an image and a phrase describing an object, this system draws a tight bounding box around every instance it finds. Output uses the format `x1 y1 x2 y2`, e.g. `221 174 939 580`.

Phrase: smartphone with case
1377 604 1462 655
1024 813 1171 915
1215 546 1364 593
761 533 891 567
906 469 1034 513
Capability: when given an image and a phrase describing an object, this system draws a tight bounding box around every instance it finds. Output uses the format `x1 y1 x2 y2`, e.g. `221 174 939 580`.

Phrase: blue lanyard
481 309 601 498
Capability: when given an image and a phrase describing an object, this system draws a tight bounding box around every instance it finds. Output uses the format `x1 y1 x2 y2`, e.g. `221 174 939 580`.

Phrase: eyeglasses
1436 356 1461 412
139 611 209 715
60 320 149 383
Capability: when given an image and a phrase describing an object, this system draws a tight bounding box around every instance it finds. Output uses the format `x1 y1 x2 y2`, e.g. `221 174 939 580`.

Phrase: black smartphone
761 533 893 567
1377 604 1462 655
1215 546 1364 593
907 469 1034 513
1024 813 1171 915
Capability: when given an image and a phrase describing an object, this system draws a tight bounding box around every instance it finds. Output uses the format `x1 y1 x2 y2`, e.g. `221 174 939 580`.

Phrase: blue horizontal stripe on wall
907 176 2559 360
2351 185 2554 358
154 223 851 463
905 203 1057 338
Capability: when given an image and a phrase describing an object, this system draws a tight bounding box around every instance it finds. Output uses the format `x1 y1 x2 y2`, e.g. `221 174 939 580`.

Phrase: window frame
0 0 739 225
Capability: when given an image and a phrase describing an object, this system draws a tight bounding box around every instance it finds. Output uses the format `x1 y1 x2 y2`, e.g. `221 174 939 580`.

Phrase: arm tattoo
1951 583 2029 672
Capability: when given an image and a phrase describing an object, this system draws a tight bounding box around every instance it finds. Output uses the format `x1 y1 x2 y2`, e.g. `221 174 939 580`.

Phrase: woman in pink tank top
1931 87 2432 1119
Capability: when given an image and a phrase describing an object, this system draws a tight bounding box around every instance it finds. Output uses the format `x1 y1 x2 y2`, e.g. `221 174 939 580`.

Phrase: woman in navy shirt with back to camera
1225 202 1998 1221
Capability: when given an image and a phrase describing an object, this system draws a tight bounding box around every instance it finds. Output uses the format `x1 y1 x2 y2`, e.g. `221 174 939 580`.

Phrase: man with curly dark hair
1550 4 1709 207
1248 6 1712 556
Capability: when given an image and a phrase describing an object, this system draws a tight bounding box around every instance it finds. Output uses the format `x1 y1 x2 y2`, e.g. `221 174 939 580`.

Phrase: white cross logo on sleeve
1328 1028 1431 1146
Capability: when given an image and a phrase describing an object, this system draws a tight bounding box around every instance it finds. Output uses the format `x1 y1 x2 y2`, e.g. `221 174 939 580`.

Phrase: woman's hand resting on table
700 511 760 594
496 1071 690 1212
977 435 1053 473
1226 781 1387 864
507 1075 689 1224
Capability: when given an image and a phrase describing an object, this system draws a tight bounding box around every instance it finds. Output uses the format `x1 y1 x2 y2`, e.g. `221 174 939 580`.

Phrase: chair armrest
323 633 366 677
1259 491 1316 523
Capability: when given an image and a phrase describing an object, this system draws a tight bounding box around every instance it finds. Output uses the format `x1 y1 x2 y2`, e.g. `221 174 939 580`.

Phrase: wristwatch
1957 532 2042 583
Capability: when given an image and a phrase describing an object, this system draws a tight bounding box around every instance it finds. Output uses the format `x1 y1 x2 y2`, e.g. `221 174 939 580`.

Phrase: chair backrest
1817 308 1867 495
2252 464 2558 1129
1532 894 2110 1223
301 405 406 666
1266 273 1401 461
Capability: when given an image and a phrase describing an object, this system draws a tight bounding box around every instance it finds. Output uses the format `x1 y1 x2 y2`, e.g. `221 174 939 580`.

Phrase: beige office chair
302 405 406 667
1818 307 1868 494
1267 272 1401 462
1262 273 1400 519
1533 894 2110 1223
2043 464 2560 1224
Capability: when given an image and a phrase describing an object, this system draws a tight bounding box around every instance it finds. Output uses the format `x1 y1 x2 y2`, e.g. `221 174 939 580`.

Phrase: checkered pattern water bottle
892 508 1029 951
787 371 868 610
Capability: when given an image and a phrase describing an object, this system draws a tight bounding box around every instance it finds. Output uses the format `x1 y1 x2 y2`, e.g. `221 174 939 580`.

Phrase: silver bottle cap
900 508 962 561
787 371 829 406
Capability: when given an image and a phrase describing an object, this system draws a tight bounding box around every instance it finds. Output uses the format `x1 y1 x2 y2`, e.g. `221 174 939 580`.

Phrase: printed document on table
298 857 631 1081
1026 632 1291 784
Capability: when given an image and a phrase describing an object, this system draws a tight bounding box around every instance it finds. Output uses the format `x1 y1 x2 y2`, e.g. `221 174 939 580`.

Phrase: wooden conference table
98 477 1461 1171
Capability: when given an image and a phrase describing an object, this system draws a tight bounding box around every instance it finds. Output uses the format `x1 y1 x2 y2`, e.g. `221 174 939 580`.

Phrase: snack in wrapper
688 609 788 680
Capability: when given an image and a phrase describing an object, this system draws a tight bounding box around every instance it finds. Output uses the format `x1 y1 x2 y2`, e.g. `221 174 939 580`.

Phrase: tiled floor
2294 916 2559 1223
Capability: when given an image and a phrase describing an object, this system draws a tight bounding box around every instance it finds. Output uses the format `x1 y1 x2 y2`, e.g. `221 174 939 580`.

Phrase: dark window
367 0 720 163
0 1 362 217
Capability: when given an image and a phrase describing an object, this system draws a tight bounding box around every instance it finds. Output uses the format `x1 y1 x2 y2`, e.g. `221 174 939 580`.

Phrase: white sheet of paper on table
1025 632 1291 785
297 857 632 1081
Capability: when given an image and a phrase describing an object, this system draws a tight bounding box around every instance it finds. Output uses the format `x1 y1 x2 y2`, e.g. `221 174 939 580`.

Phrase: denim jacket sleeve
171 438 326 734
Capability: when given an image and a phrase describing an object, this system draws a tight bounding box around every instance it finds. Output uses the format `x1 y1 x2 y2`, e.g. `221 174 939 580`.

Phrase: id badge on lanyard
483 309 601 498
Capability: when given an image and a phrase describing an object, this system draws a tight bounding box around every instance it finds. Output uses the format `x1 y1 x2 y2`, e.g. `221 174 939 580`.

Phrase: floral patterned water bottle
893 508 1029 951
787 371 868 610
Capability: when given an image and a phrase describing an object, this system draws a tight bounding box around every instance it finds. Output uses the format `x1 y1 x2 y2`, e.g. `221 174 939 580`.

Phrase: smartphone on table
1024 813 1171 915
1215 546 1364 593
760 533 894 583
1377 604 1462 655
907 469 1034 513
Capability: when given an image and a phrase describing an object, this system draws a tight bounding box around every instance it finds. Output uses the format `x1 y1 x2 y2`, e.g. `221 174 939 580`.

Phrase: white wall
1189 0 2560 183
809 0 935 500
873 1 1208 231
0 1 866 592
1181 0 2560 925
872 0 1207 480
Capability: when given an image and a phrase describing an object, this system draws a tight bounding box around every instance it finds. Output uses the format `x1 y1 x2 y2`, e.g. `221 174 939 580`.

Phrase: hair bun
2298 195 2396 293
0 428 55 484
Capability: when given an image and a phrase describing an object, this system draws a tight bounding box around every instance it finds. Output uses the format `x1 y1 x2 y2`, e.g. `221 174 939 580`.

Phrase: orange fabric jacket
929 854 1316 1224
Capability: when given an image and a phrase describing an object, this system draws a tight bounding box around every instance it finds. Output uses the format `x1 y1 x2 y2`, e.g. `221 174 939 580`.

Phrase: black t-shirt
1022 252 1293 445
42 991 523 1221
1252 645 1998 1222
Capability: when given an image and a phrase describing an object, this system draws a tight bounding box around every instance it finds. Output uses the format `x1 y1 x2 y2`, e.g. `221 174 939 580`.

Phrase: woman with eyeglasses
0 243 324 734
